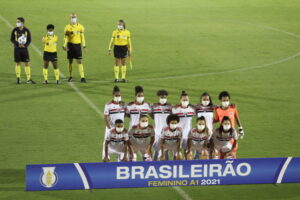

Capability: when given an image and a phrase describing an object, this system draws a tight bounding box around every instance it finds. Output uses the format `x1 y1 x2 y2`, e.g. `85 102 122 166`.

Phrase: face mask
116 127 124 133
114 96 121 103
71 18 77 23
159 98 167 105
140 122 148 128
170 124 178 130
222 101 230 107
181 101 189 107
48 31 54 36
16 22 22 27
117 25 124 30
197 125 206 131
136 97 144 103
223 124 231 131
202 100 210 106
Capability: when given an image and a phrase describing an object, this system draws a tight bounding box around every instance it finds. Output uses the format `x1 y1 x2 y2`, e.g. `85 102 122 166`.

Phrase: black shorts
67 43 82 59
14 48 30 62
114 45 128 59
43 52 57 62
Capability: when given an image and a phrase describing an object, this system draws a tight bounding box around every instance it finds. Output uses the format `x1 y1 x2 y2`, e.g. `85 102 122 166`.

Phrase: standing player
10 17 35 84
102 86 126 160
214 91 244 139
159 114 182 161
128 115 155 161
126 86 151 129
195 92 215 131
211 116 238 159
151 89 172 160
172 91 195 151
186 116 212 160
103 119 132 162
108 19 132 83
63 13 87 83
42 24 60 84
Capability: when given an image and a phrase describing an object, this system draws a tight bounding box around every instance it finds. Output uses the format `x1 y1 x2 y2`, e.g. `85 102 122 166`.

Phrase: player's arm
63 26 69 50
103 140 110 162
234 106 244 138
213 109 219 123
186 138 192 154
10 29 18 46
25 29 31 47
147 135 155 156
108 31 115 55
104 115 111 129
127 37 132 56
159 138 165 160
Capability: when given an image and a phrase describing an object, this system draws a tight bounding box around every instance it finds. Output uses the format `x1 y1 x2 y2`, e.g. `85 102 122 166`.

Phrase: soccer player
186 116 212 160
126 86 151 129
128 115 155 161
151 89 172 160
102 86 126 159
195 92 215 131
108 19 132 83
63 13 87 83
42 24 60 84
211 116 238 159
103 119 132 162
172 91 195 150
214 91 244 139
159 114 182 161
10 17 35 84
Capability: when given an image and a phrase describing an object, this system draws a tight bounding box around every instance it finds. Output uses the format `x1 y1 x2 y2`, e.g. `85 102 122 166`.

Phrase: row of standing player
102 86 245 162
10 14 132 84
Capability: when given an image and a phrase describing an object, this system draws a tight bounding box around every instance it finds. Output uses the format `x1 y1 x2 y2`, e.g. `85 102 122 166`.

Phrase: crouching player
103 119 132 162
159 114 182 161
129 115 155 161
212 116 238 159
186 116 212 160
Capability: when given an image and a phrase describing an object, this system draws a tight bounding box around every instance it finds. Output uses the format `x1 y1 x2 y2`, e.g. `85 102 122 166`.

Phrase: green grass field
0 0 300 199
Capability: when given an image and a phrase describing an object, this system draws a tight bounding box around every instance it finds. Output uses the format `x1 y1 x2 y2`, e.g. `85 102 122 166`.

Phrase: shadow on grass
0 168 25 191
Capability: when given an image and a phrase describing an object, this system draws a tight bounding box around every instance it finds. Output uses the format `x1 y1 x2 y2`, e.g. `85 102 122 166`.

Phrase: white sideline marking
276 157 293 184
0 15 192 200
74 163 90 189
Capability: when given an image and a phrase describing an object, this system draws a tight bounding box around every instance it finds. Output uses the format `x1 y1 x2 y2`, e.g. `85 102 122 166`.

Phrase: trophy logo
40 167 58 188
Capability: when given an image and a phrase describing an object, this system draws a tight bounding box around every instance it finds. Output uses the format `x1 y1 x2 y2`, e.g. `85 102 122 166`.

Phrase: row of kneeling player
102 114 238 162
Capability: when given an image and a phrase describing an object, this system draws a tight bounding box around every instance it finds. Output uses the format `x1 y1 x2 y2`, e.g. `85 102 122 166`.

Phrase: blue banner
26 157 300 191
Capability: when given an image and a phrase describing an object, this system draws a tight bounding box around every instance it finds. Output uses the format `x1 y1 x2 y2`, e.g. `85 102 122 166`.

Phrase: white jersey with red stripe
172 104 195 148
126 101 151 129
129 124 155 149
160 126 182 151
104 101 126 128
195 104 215 131
213 128 238 153
188 127 212 151
105 128 129 152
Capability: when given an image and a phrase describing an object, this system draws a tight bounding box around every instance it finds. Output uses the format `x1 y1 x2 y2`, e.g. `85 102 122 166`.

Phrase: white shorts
158 142 180 158
214 142 233 153
105 142 126 161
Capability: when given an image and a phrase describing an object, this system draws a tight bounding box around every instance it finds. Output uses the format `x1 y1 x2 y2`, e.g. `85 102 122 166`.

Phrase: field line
0 15 192 200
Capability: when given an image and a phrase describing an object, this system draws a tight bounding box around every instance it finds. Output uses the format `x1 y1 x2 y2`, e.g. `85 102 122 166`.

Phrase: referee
108 19 132 83
63 13 87 83
10 17 35 84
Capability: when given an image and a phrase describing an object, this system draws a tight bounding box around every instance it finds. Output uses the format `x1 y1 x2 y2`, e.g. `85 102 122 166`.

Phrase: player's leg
114 58 120 82
121 57 127 82
52 60 60 84
14 48 22 84
200 149 209 159
22 49 35 84
76 58 86 83
212 147 220 159
43 60 49 84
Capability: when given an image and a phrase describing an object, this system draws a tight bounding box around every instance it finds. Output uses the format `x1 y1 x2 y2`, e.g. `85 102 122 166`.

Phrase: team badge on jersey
40 167 58 188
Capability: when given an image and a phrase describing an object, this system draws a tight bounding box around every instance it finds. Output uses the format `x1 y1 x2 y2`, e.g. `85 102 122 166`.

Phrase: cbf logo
40 167 58 188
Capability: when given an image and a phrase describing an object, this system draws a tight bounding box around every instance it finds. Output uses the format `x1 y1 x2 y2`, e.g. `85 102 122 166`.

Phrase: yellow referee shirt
42 35 58 52
112 29 131 46
63 23 86 47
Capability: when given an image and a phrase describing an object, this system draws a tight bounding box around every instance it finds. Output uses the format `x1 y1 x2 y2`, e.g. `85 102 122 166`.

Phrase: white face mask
116 127 124 133
117 25 124 30
223 124 231 131
181 101 189 107
71 18 77 23
170 124 178 130
159 98 167 105
202 100 210 106
197 125 206 131
16 22 22 27
136 97 144 103
140 122 148 128
48 31 54 36
114 96 121 103
222 101 230 108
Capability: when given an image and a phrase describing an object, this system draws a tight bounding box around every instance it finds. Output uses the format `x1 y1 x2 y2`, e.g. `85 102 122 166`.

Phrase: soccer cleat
114 79 119 83
43 80 48 84
121 79 127 83
16 78 21 84
27 79 36 84
56 80 61 85
68 77 73 82
80 78 87 83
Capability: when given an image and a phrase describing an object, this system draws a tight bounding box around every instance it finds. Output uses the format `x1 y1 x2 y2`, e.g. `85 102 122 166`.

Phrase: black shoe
43 80 48 84
16 78 21 84
122 79 127 83
68 77 73 82
80 78 87 83
27 79 36 84
114 79 119 83
56 80 61 85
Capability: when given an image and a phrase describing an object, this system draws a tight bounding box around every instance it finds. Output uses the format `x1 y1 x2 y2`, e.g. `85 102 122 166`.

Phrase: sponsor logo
40 167 58 188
